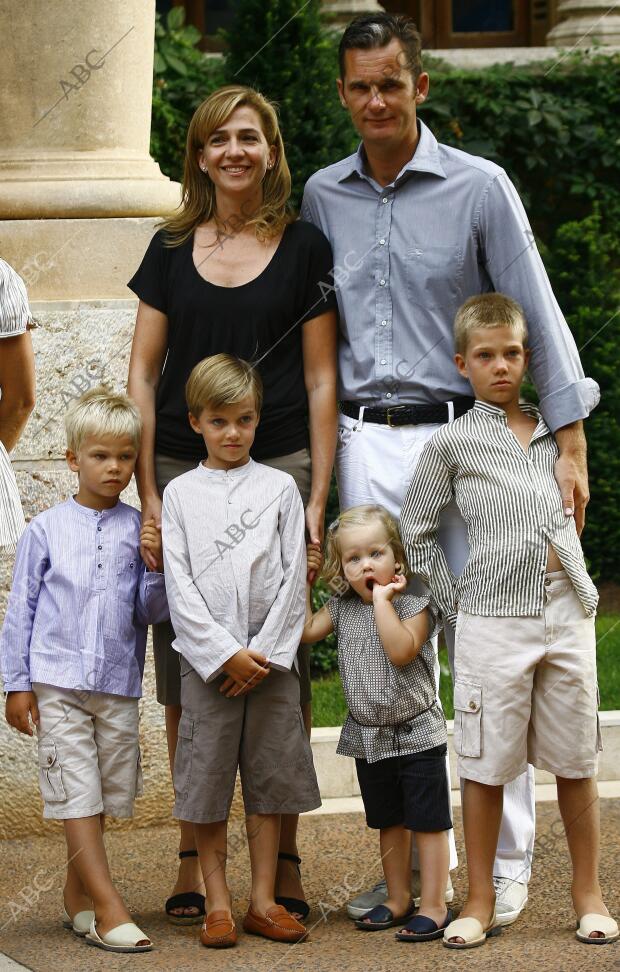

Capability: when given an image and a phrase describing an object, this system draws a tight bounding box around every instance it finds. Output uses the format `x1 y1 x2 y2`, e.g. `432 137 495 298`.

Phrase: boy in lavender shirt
0 388 168 954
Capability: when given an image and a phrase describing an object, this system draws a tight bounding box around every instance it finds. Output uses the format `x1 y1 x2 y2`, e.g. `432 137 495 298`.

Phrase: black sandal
165 850 206 926
275 852 310 921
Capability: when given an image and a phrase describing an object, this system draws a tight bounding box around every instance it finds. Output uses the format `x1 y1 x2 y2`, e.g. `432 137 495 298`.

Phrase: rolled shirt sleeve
162 489 242 683
478 172 600 431
247 480 307 671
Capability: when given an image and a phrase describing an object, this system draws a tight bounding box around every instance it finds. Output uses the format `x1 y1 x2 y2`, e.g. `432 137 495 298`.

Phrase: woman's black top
128 220 337 462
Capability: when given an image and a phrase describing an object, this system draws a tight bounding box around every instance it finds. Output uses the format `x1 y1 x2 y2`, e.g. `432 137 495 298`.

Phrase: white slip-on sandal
576 913 619 945
62 907 95 937
443 910 502 949
85 918 153 953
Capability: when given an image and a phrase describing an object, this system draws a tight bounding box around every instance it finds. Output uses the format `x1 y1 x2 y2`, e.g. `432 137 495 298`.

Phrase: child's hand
140 518 163 572
372 574 407 603
220 648 270 697
5 691 40 736
306 542 323 585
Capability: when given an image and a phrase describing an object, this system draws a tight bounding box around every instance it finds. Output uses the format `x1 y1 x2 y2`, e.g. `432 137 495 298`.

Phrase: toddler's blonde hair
321 504 411 597
64 387 142 453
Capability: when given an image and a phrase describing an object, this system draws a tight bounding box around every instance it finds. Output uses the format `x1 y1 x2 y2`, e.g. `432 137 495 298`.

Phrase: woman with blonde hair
128 85 338 926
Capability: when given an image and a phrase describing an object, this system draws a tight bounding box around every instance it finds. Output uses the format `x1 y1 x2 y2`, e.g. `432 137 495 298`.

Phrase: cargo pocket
453 680 482 758
38 742 67 803
596 684 603 753
173 717 194 800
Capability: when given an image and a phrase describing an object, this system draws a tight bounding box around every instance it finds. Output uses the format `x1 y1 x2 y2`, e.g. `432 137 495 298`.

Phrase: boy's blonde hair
186 354 263 419
321 504 411 597
64 387 142 453
454 293 528 356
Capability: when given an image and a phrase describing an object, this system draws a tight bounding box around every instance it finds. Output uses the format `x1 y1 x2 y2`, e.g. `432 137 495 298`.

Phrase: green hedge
150 7 620 607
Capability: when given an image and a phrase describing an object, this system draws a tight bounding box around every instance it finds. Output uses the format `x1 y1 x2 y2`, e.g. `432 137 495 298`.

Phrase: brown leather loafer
243 904 307 943
200 910 237 948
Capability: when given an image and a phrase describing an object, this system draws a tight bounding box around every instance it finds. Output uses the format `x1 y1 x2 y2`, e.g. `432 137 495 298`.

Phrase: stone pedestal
547 0 620 45
0 0 180 299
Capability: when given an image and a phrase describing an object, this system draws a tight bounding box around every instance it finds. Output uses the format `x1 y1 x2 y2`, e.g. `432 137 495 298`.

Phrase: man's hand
140 517 163 572
554 422 589 535
220 648 270 698
306 542 323 585
140 495 162 571
372 574 407 604
5 691 39 736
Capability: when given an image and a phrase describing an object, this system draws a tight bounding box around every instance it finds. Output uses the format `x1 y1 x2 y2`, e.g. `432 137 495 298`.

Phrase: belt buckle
386 405 407 427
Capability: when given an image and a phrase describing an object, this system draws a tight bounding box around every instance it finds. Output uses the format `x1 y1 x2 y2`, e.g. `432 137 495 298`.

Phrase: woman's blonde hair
64 387 142 453
186 354 263 419
161 85 294 245
321 504 411 597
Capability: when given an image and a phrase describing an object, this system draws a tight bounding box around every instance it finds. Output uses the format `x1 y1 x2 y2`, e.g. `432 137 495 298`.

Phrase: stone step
311 711 620 800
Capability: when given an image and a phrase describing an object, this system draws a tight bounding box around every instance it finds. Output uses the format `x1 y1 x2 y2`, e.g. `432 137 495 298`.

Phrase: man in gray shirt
301 12 599 926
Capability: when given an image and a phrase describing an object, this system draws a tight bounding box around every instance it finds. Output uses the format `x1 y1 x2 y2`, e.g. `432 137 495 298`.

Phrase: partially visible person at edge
300 13 599 927
0 259 36 552
127 84 338 925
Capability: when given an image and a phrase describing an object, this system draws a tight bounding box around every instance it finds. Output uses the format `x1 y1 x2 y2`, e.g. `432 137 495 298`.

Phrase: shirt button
97 526 102 532
47 755 53 764
379 238 386 245
129 562 134 568
386 392 392 399
379 279 386 286
97 545 102 550
380 359 386 365
382 197 388 203
469 700 477 711
98 563 102 569
381 320 387 326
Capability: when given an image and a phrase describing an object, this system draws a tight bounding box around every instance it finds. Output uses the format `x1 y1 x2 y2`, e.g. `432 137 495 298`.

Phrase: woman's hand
306 542 323 585
141 517 163 572
305 502 325 583
140 494 162 571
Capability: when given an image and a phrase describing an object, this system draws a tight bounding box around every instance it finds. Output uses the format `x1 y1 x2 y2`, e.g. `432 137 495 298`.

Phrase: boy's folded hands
5 690 40 736
140 517 163 572
220 647 270 698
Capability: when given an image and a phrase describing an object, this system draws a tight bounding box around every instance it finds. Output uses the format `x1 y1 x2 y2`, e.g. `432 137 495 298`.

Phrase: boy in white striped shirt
401 293 617 949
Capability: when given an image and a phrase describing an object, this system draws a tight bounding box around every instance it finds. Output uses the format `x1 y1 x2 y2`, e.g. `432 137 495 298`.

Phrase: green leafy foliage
151 9 225 181
223 0 357 209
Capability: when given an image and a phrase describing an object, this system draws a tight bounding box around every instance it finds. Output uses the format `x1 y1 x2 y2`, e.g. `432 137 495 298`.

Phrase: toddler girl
302 504 452 942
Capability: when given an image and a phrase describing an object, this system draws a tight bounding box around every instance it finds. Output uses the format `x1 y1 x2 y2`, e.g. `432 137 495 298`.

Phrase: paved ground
0 801 619 972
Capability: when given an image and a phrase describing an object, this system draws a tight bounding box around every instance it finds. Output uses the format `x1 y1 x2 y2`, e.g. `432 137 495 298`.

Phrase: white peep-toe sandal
576 913 619 945
443 909 502 949
85 917 153 952
62 907 95 937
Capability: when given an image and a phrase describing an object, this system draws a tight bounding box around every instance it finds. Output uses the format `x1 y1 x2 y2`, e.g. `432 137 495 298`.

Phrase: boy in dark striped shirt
401 293 616 949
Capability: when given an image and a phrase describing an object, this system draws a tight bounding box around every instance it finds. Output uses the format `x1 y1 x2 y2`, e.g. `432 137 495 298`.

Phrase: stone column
0 0 180 299
547 1 620 45
321 0 385 29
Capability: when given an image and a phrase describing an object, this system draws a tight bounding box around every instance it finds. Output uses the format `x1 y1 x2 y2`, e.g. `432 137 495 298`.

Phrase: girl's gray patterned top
327 593 447 764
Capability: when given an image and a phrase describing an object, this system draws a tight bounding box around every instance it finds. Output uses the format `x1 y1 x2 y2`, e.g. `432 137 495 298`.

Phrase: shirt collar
68 496 123 520
473 399 548 433
197 457 255 479
338 120 446 185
